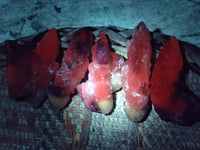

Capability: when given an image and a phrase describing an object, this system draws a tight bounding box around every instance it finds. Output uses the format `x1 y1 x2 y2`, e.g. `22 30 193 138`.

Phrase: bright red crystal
33 28 59 91
88 63 112 101
34 28 59 64
77 33 124 114
50 29 95 97
121 22 152 122
122 22 152 109
150 36 183 110
150 36 200 126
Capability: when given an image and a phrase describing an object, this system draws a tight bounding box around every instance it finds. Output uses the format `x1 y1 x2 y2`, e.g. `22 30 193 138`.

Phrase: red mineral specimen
77 33 124 114
5 28 59 107
48 29 95 109
150 36 183 110
34 28 59 64
150 36 200 126
33 28 59 92
5 40 36 97
121 22 152 122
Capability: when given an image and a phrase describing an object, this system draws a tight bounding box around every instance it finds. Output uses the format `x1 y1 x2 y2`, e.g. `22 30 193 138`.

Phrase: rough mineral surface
150 36 200 126
121 22 152 122
5 28 59 99
77 33 124 114
50 29 94 97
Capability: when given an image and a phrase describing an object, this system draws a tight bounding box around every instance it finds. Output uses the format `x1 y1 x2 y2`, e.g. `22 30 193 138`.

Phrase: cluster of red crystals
77 33 124 114
5 28 59 100
50 29 95 97
4 23 200 126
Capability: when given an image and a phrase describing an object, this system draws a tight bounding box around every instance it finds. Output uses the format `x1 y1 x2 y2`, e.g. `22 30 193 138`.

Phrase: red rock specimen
150 36 200 126
33 28 59 93
5 40 36 97
77 33 124 114
121 22 152 122
5 28 59 107
48 29 95 109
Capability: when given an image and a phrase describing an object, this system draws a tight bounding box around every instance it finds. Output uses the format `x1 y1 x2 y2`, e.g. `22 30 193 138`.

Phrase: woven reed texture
0 27 200 150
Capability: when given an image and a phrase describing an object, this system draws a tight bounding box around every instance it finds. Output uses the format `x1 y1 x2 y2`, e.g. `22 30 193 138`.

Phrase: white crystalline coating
124 80 129 91
131 92 141 97
126 40 131 52
56 67 65 76
78 84 94 109
142 54 148 63
48 67 54 74
122 64 129 77
87 81 95 96
121 64 130 91
118 57 125 68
